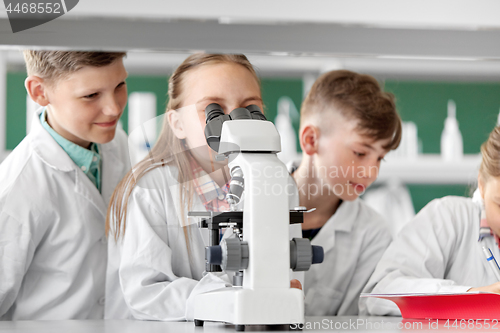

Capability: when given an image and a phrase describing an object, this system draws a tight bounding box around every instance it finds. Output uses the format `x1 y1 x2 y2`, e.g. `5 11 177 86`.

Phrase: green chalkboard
6 72 28 150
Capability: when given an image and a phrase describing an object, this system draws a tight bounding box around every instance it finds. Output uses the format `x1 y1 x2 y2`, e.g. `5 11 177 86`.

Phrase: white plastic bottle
275 96 299 164
440 100 463 161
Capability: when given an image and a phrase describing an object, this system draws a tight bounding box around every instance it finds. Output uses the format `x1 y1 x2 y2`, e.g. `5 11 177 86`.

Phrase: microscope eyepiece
229 108 252 120
246 104 267 120
204 103 227 152
204 103 267 153
205 103 225 124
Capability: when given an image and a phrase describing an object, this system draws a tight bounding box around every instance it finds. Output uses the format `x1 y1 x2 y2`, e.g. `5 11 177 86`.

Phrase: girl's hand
468 281 500 294
290 279 302 290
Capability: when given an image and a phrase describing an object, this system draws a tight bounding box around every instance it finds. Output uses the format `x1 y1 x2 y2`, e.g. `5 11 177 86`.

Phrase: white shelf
376 154 482 185
1 149 480 185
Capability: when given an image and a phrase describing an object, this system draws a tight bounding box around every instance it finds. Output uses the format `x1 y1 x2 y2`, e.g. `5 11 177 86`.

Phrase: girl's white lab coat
0 112 130 320
105 164 303 321
304 199 392 316
359 196 499 316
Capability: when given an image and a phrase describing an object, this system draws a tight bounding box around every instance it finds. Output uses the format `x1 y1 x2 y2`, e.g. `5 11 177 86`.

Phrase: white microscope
189 104 323 331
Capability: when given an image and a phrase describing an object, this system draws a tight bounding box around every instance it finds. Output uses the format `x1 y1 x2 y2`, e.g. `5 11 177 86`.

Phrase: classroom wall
5 71 500 212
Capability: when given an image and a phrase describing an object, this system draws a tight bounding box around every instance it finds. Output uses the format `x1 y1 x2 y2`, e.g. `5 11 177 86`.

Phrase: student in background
290 70 402 316
0 51 130 320
360 126 500 316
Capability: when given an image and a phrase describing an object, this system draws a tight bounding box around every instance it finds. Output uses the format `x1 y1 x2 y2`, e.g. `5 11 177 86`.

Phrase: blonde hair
106 53 260 242
479 126 500 182
301 70 402 150
23 50 126 85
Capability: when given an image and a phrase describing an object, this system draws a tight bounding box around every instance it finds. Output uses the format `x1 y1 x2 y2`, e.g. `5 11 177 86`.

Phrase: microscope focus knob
205 246 223 265
312 245 324 264
221 238 249 271
290 238 324 271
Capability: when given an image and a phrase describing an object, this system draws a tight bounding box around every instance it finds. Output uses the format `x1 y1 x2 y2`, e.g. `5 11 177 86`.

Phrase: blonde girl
104 53 288 320
360 126 500 316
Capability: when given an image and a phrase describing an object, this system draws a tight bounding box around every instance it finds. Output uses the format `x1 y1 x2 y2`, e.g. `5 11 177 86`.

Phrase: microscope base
193 287 304 327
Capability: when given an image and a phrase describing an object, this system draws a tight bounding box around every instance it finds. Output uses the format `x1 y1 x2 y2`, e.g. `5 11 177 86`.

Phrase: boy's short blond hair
301 70 402 150
23 50 126 86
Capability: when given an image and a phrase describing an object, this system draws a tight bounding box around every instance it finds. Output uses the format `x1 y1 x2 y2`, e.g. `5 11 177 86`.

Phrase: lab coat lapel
73 169 108 219
30 109 109 219
30 109 75 172
312 200 357 255
72 134 128 220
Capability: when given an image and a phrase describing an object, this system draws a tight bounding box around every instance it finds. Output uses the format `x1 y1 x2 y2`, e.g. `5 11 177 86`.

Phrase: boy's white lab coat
303 199 392 316
359 196 499 316
105 164 303 321
0 112 130 320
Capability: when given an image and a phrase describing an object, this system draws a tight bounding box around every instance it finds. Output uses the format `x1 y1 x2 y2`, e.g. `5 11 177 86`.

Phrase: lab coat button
98 297 105 305
81 166 87 171
218 193 225 200
92 156 98 162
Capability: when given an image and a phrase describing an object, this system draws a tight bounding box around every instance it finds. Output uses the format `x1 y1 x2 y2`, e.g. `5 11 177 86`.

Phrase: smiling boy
291 70 402 316
0 51 130 320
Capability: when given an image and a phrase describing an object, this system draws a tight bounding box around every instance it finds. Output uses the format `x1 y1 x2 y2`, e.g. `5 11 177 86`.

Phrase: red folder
361 293 500 320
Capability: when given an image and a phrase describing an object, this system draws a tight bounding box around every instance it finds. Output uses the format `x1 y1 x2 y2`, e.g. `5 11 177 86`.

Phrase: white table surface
1 316 497 333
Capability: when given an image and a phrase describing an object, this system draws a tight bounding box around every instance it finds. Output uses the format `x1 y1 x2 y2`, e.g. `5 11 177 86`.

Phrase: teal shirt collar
40 109 102 192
